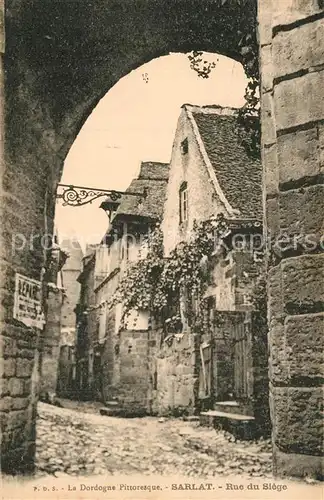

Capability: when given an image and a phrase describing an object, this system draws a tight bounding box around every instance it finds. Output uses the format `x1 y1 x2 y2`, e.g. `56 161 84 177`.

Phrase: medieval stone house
154 104 269 435
73 106 269 436
56 239 83 398
74 248 97 400
39 237 68 401
74 161 170 410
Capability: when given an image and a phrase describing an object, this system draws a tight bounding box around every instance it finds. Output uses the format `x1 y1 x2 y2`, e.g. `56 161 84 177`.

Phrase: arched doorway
1 0 323 480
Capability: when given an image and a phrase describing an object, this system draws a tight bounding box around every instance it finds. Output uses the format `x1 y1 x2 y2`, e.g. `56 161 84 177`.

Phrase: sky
55 52 247 249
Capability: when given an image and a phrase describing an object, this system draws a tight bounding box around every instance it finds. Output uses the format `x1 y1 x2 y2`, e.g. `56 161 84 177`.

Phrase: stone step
105 400 120 407
100 407 124 417
214 401 252 416
201 410 255 421
182 415 200 422
200 410 256 441
99 406 147 418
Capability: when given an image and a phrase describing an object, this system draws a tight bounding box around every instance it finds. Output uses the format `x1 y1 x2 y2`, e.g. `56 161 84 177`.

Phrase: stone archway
0 0 323 479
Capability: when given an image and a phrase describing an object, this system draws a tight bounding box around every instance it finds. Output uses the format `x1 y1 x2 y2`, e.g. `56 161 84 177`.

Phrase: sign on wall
13 273 45 329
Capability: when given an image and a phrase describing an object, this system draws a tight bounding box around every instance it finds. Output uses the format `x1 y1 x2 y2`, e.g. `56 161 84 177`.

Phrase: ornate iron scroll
56 184 146 207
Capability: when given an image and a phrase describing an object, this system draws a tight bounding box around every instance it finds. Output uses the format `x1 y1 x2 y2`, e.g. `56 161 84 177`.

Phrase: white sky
55 52 247 248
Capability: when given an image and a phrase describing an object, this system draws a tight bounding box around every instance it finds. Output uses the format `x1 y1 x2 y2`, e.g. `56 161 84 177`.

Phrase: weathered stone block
273 19 324 78
319 122 324 167
8 378 24 396
16 358 34 378
268 319 285 383
271 386 323 455
279 185 324 243
0 378 9 396
1 358 16 378
0 336 17 358
275 71 324 131
281 254 324 314
19 348 35 360
273 443 324 479
23 379 32 395
268 265 283 320
260 44 273 93
263 143 278 197
272 0 324 27
7 410 29 430
12 397 29 411
266 196 280 236
261 91 276 145
258 0 273 46
278 126 323 186
269 255 324 318
1 396 13 412
270 313 324 383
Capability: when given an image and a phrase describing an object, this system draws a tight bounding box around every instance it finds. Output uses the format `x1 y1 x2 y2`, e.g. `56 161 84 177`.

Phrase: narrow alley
35 401 272 478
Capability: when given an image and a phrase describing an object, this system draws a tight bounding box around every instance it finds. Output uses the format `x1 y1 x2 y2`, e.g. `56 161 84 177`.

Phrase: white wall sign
13 273 45 329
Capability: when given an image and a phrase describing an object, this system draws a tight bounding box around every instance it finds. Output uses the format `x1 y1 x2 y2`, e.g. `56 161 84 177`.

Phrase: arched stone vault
1 0 323 479
5 0 255 167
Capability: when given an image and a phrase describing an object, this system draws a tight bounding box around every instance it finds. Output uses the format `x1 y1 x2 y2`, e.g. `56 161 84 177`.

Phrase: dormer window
179 181 188 224
181 138 188 155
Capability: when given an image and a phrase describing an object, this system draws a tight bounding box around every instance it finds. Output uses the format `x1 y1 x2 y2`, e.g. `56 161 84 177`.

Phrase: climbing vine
109 214 230 329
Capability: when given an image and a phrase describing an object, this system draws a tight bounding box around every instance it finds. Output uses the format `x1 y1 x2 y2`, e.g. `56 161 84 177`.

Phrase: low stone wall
152 333 198 416
1 324 37 473
117 330 149 413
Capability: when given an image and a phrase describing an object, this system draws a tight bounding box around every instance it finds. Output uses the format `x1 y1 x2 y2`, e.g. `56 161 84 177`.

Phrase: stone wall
0 0 322 479
40 287 64 398
56 345 75 398
60 240 82 338
152 333 198 416
258 0 324 479
117 329 150 414
75 254 96 399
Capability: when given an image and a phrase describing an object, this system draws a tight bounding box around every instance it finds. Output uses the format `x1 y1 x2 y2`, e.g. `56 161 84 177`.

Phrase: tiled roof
113 161 170 222
187 105 262 219
138 161 169 180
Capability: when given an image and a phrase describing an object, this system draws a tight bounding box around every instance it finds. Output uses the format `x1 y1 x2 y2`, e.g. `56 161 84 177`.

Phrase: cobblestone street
36 401 273 478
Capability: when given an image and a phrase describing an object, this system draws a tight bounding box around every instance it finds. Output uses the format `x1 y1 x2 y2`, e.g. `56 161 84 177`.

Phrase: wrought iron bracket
56 183 147 207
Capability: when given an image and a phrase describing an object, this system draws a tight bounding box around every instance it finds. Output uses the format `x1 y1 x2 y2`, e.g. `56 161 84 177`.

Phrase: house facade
74 249 97 400
72 106 269 436
56 239 83 398
39 237 68 400
75 161 169 412
154 104 269 434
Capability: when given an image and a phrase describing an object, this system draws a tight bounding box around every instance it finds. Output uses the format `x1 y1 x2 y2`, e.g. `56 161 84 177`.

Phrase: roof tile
190 107 262 219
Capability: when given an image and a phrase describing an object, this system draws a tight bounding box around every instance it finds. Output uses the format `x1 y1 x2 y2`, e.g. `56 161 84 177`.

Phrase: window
179 181 188 224
181 138 188 154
